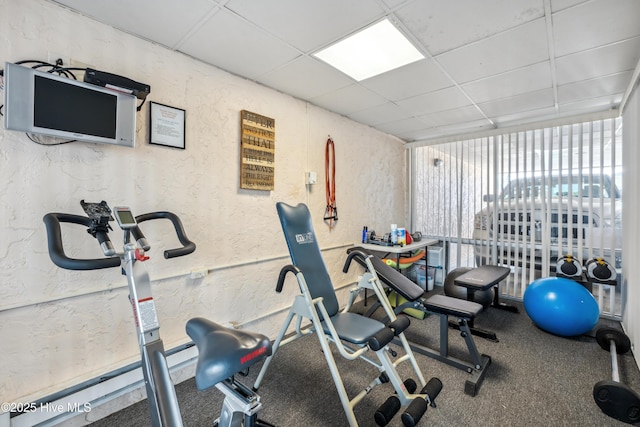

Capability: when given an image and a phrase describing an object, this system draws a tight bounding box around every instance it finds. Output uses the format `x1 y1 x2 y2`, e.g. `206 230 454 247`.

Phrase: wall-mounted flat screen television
3 62 136 147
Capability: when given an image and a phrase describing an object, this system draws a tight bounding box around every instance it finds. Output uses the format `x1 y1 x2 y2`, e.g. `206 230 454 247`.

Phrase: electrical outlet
189 269 208 279
306 171 317 185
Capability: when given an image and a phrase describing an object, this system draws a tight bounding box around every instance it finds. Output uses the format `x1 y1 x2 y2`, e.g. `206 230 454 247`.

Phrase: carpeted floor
89 290 640 427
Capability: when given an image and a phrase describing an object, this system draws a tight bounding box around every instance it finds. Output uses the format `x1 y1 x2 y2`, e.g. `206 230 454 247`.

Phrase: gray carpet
90 292 640 426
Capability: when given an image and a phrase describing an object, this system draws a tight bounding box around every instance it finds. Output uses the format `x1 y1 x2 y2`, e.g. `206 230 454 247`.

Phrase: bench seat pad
322 312 386 345
423 294 483 319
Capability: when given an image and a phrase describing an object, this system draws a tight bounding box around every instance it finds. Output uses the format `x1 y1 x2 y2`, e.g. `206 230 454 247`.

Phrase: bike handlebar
43 209 196 271
43 213 121 270
135 211 196 259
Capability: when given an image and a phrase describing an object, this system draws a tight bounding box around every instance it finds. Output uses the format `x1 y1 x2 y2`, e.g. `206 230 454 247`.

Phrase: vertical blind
411 117 623 318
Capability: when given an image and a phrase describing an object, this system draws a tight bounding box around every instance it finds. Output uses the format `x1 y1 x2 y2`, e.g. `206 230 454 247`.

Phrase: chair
253 203 442 427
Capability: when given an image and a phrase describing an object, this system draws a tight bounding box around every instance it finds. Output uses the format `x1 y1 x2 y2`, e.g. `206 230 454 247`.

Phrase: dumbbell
592 327 640 424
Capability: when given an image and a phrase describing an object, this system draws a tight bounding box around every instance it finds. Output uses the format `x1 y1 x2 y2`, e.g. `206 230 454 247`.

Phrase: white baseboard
7 345 198 427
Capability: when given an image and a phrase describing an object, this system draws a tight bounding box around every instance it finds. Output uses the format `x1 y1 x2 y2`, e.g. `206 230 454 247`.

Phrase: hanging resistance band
324 136 337 230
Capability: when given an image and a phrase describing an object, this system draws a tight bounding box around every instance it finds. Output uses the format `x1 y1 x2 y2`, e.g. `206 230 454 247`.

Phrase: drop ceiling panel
178 9 301 80
551 0 588 13
382 0 414 9
52 0 216 49
417 105 487 128
462 61 552 104
558 94 622 113
225 0 386 52
490 106 560 128
394 0 545 55
555 37 640 85
480 88 555 119
310 85 388 116
399 119 495 142
359 59 453 101
347 102 413 127
396 86 473 116
256 56 354 100
553 0 640 56
375 117 434 135
435 18 549 84
557 72 631 105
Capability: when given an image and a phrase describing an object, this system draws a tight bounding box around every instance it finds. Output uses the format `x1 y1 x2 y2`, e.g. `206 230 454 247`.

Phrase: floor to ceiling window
411 116 623 318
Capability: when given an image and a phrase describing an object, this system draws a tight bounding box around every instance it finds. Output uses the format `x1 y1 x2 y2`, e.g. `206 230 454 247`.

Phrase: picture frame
240 110 275 190
149 102 186 149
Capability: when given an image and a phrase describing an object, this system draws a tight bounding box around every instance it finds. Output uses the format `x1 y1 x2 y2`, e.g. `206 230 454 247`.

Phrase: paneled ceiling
51 0 640 143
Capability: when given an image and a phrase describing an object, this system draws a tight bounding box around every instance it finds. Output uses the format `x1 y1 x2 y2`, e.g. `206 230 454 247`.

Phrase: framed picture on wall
149 102 186 149
240 110 275 190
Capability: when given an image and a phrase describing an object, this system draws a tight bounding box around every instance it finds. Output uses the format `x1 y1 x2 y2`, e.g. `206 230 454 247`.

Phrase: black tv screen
34 75 117 139
3 62 136 147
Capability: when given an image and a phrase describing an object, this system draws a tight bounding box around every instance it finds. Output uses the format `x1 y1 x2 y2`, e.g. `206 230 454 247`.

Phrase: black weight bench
453 265 515 312
345 247 491 397
448 265 515 342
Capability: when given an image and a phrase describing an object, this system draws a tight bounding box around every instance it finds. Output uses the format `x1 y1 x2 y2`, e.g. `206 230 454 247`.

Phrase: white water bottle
390 224 398 244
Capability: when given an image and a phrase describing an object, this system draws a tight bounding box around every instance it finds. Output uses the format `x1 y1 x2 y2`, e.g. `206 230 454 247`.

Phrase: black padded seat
454 265 510 291
186 317 272 391
322 312 386 345
423 294 482 319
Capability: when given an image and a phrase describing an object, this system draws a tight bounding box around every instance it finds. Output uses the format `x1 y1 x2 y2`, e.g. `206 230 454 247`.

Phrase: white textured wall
0 0 406 404
622 81 640 366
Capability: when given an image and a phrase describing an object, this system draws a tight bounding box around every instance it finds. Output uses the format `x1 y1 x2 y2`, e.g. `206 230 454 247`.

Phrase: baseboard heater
6 343 198 427
4 281 356 427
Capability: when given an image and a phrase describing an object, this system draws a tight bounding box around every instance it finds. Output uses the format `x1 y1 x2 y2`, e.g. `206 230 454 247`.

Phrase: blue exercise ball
523 277 599 337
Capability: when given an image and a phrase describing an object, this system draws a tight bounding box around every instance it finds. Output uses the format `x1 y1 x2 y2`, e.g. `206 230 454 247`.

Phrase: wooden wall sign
240 110 275 190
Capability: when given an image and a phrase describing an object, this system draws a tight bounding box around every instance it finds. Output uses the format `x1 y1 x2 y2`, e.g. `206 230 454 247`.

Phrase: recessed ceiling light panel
313 19 425 81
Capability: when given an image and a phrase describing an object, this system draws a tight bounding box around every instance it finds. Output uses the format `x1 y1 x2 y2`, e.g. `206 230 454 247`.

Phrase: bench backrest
276 202 339 317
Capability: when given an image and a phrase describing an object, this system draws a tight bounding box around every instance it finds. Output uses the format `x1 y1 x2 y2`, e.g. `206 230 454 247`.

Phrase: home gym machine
43 201 273 427
592 327 640 424
254 203 441 427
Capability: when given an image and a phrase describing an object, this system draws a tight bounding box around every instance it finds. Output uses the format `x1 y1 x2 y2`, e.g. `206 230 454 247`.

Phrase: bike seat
186 317 272 391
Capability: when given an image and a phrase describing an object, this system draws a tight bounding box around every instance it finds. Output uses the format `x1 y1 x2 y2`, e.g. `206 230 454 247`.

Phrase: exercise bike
43 200 274 427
